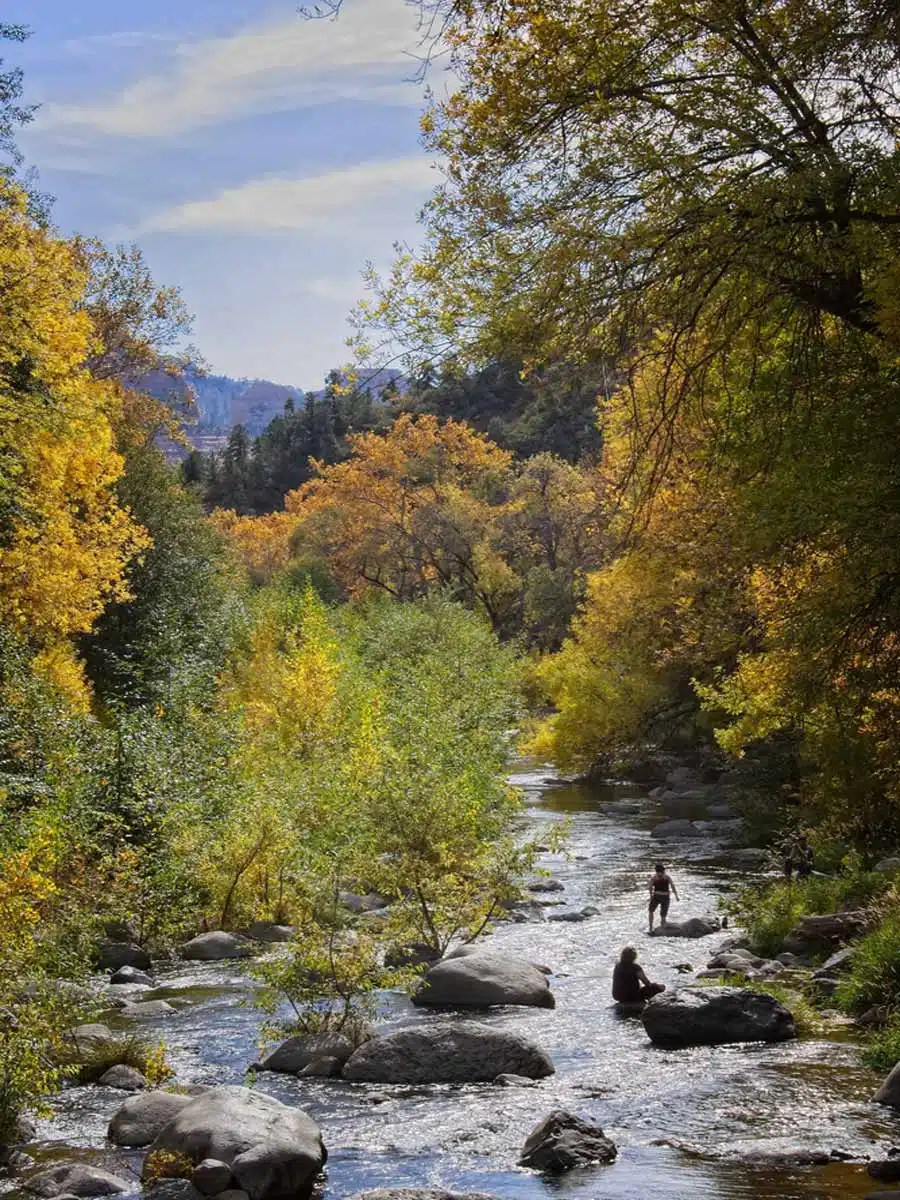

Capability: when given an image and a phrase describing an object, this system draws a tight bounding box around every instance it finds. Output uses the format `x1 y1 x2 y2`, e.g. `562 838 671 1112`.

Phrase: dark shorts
649 893 670 917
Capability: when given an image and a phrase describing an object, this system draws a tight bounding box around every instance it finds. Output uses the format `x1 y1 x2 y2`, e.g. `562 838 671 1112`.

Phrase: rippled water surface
15 768 900 1198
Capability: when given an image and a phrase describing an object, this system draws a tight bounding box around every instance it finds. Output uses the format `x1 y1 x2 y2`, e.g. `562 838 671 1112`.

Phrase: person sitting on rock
612 946 665 1005
648 861 679 931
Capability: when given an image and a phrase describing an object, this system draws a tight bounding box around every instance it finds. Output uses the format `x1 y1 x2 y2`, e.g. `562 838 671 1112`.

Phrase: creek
7 766 900 1199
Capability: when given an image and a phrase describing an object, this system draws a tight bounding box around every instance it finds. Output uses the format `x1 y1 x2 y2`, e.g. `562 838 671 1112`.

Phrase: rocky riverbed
3 766 899 1199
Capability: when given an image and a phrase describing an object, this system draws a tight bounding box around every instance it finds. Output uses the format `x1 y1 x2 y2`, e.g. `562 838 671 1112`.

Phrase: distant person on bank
648 861 679 931
612 946 665 1004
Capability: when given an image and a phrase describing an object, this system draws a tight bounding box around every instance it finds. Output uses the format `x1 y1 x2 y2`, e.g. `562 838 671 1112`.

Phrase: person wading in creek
648 861 679 932
612 945 665 1005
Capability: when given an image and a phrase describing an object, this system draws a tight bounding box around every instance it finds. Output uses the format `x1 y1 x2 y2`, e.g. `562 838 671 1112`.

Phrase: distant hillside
140 367 404 444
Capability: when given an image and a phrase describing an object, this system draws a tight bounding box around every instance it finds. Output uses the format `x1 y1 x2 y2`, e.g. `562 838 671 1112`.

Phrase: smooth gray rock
120 1000 177 1019
874 858 900 874
651 819 703 839
181 932 250 961
658 790 713 818
342 1020 554 1084
97 1065 148 1091
109 965 154 986
70 1024 114 1049
494 1073 538 1087
146 1085 325 1200
814 947 855 978
108 1090 195 1147
25 1165 131 1197
782 911 867 954
650 917 720 938
874 1060 900 1107
255 1032 355 1075
518 1109 617 1171
412 952 555 1009
642 987 796 1047
245 922 294 943
94 941 151 971
191 1159 234 1195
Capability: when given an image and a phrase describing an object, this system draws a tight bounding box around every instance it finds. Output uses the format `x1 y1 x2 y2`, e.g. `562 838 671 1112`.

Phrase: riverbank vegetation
4 0 900 1149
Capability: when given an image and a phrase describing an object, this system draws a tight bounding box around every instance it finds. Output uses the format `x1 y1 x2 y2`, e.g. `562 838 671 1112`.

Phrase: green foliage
860 1015 900 1073
253 894 403 1041
60 1033 173 1086
401 358 605 462
83 445 236 707
836 900 900 1015
730 868 890 959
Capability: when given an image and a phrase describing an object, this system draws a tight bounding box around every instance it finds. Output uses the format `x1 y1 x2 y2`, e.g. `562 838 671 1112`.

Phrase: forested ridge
4 0 900 1161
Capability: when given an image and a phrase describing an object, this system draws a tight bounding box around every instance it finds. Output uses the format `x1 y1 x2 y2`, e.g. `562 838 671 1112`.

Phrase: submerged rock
641 986 796 1047
25 1165 131 1197
651 819 703 839
342 1020 555 1084
413 952 555 1009
518 1109 617 1171
120 1000 177 1019
146 1085 326 1200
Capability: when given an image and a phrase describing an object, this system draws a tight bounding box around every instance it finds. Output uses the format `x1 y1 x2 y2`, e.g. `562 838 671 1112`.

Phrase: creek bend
9 767 900 1199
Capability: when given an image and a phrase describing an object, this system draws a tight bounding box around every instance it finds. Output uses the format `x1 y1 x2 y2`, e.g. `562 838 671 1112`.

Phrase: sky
9 0 443 386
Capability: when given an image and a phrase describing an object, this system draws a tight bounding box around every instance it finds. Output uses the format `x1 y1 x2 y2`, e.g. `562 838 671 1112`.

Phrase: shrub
61 1034 173 1086
142 1150 194 1183
861 1014 900 1073
729 866 891 958
836 904 900 1014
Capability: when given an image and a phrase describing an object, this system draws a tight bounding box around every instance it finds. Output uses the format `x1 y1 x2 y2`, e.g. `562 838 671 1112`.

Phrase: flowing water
9 768 900 1199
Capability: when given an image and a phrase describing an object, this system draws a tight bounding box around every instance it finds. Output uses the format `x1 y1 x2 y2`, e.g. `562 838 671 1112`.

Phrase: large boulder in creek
342 1020 554 1084
255 1032 356 1075
873 1061 900 1107
145 1086 326 1200
25 1165 131 1197
245 922 294 943
649 917 720 938
641 987 796 1047
180 932 250 961
108 1090 197 1146
518 1110 617 1171
412 952 555 1009
94 940 151 971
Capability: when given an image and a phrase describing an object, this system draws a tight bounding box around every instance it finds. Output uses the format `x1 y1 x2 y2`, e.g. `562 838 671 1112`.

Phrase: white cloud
36 0 430 140
137 156 436 235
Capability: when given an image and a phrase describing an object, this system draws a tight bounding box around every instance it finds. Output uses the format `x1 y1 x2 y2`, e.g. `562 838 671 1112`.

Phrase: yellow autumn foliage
0 184 149 650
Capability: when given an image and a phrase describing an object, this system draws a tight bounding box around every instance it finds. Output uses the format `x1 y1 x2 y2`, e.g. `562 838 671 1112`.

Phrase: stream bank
4 767 898 1199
